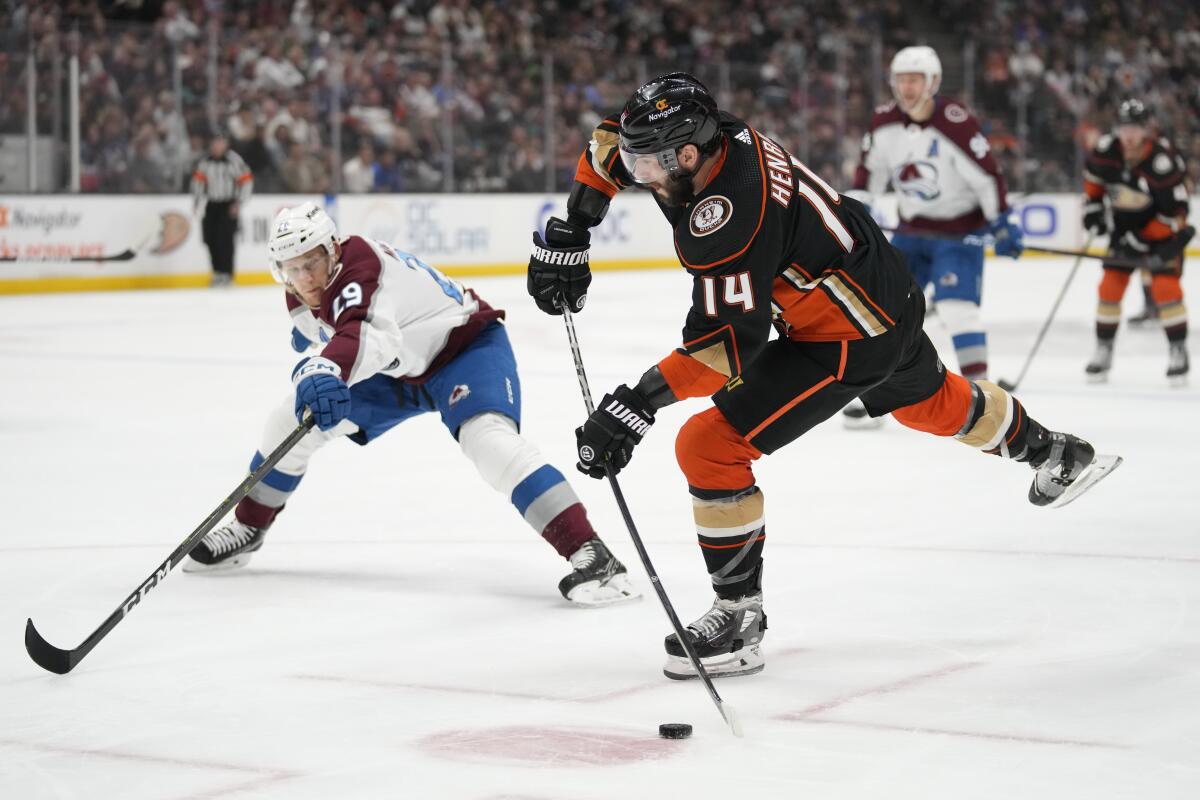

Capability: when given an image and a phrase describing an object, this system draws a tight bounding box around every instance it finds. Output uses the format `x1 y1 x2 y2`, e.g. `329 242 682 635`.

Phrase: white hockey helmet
267 201 338 284
889 45 942 106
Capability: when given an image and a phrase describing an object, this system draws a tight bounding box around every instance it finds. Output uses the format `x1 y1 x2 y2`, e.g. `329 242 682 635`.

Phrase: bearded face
647 165 698 207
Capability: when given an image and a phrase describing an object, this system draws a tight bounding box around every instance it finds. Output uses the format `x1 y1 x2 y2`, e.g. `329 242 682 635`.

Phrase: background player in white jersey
843 46 1024 427
183 202 639 608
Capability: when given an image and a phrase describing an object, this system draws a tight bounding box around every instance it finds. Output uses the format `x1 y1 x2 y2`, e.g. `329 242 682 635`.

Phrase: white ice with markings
1 256 1198 799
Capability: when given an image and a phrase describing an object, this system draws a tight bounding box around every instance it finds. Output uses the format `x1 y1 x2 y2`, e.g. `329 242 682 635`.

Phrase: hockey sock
458 412 594 559
1097 268 1132 341
938 299 988 380
954 379 1044 461
691 485 765 600
513 465 595 558
1152 274 1187 342
234 449 305 528
1161 309 1188 342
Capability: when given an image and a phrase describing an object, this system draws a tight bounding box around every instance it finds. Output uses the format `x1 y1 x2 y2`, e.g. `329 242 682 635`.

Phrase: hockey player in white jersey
183 202 640 608
843 45 1024 428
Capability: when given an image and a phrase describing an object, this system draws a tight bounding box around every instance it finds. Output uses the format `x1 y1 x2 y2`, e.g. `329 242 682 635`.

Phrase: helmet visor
276 247 331 287
619 142 674 185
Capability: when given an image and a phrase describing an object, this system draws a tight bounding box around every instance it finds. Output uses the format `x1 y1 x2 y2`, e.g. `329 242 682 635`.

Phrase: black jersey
572 112 914 400
1084 134 1189 245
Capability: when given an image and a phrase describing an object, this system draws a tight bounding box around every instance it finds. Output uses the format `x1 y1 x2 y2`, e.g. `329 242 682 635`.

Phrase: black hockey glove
1082 199 1107 236
575 385 655 479
1146 225 1195 273
528 216 591 315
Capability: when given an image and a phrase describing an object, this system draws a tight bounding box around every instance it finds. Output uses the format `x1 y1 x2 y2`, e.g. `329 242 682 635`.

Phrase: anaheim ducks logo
689 195 732 237
154 211 191 254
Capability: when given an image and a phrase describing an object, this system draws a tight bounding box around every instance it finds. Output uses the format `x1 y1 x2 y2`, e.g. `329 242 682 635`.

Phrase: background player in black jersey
1082 98 1191 385
528 74 1121 680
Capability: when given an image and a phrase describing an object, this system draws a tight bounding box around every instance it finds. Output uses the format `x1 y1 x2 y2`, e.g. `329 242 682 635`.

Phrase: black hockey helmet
618 72 722 184
1117 98 1149 126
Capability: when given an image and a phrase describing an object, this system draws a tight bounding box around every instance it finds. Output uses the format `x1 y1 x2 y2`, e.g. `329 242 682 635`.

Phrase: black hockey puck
658 723 693 739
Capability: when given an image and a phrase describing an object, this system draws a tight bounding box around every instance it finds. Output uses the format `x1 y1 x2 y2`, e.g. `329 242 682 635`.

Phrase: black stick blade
998 379 1016 392
25 619 76 675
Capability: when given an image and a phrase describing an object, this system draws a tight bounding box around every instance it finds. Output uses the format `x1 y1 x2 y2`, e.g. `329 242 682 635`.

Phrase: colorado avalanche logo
893 160 941 201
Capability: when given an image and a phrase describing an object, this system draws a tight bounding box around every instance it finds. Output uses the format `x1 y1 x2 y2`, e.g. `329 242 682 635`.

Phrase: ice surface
1 257 1197 799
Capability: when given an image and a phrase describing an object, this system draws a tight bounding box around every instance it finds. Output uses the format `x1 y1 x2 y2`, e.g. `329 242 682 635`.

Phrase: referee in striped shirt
191 134 253 287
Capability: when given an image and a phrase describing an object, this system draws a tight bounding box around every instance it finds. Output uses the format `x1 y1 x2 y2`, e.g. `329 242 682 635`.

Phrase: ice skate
1167 342 1189 387
663 594 766 680
1028 433 1122 509
183 519 266 572
1084 341 1113 383
1126 306 1158 329
558 538 640 607
841 398 883 430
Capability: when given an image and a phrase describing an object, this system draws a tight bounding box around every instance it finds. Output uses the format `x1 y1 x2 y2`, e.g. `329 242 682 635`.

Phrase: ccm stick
25 417 316 674
559 303 743 737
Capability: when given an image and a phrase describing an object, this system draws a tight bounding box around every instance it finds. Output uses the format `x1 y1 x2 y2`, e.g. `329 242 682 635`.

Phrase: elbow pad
566 183 611 229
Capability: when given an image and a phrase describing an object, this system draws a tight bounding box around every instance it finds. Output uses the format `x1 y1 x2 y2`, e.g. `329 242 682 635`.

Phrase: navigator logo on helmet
889 46 942 113
618 72 722 186
267 201 341 287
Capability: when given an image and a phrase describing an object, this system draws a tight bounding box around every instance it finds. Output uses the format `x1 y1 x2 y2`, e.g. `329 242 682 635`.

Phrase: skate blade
1085 372 1110 384
1168 375 1189 388
181 552 256 573
663 645 764 681
1047 454 1123 509
563 572 642 608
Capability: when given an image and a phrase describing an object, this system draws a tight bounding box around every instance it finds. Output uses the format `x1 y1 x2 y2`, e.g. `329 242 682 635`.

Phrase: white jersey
850 98 1009 234
286 235 501 385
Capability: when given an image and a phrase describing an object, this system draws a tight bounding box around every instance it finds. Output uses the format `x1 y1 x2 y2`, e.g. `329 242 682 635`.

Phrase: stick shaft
879 226 1151 269
560 306 738 734
1003 235 1094 391
25 417 316 674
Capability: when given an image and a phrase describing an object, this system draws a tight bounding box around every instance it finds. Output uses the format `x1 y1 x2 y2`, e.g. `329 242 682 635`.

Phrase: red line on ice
797 718 1127 750
779 660 983 719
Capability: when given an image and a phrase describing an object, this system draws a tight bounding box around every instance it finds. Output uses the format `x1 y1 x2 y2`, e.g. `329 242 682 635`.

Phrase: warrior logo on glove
527 216 592 315
575 385 656 478
531 244 589 267
604 398 652 434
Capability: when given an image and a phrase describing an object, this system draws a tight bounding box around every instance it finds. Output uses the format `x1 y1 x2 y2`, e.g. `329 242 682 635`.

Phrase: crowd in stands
1 0 1196 195
931 0 1200 192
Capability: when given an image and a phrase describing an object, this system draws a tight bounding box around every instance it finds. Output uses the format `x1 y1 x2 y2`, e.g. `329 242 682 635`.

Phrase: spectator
342 141 376 193
280 140 329 193
9 0 1197 195
126 124 171 192
372 146 405 193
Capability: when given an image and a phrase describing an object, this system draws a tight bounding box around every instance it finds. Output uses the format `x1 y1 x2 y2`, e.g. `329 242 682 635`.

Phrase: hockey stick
25 416 317 675
0 218 160 263
878 225 1190 272
996 234 1095 392
559 304 743 737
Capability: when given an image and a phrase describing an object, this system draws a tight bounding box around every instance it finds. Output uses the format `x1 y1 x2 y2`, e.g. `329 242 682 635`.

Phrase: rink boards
1 192 1198 294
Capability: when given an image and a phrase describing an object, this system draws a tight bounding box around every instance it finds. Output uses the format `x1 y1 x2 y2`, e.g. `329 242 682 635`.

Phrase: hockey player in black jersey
1082 98 1191 385
528 73 1122 680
